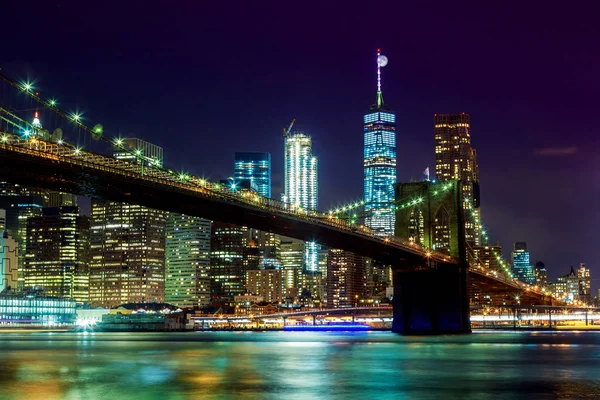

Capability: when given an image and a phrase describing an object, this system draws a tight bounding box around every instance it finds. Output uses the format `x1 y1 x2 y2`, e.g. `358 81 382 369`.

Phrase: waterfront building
165 213 211 309
577 262 591 303
511 242 535 284
24 206 89 304
434 113 480 245
0 288 76 326
283 129 319 272
364 49 396 237
89 201 166 307
326 249 366 309
210 222 249 305
89 140 167 307
0 232 18 292
245 268 286 303
534 261 548 286
298 270 324 307
234 152 271 198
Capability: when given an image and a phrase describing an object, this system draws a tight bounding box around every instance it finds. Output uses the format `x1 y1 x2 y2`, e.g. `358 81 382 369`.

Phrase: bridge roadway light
49 99 57 106
114 138 124 146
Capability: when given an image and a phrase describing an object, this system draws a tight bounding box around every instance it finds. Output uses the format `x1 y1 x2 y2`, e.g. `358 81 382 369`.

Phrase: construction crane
283 118 296 137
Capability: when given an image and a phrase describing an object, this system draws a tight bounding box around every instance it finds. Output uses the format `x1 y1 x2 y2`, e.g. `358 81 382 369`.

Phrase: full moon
378 55 388 67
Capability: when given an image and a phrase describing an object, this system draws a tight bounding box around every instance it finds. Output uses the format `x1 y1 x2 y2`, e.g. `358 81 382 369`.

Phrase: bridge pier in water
391 261 471 334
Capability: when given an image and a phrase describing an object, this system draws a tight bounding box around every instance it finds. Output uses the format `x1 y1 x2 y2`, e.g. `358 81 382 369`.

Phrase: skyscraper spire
32 111 42 129
376 49 388 108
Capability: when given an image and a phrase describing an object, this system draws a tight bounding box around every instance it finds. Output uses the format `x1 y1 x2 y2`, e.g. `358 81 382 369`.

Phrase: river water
0 330 599 399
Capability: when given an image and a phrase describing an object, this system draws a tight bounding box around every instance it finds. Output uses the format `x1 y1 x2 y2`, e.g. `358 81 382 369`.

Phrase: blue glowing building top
512 242 535 284
363 49 396 237
234 152 271 198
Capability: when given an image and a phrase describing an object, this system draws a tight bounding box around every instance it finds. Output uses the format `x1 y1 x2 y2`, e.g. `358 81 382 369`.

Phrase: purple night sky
3 1 599 286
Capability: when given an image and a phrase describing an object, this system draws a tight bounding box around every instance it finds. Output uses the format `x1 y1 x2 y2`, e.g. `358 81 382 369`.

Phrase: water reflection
0 331 599 399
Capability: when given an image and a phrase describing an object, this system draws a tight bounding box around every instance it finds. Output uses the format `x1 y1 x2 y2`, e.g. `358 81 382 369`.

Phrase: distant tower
283 125 319 272
434 113 480 245
31 112 42 130
234 152 271 198
511 242 534 284
364 49 396 237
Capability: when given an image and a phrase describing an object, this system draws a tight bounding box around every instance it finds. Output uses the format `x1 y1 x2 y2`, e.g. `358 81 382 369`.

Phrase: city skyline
1 1 597 286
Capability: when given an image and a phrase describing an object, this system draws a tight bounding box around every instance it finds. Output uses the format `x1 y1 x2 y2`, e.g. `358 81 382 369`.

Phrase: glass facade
210 223 249 305
234 152 271 198
24 207 90 304
511 242 535 284
283 132 319 271
363 52 396 238
0 295 76 325
89 201 166 307
434 113 480 245
89 140 167 308
165 213 212 308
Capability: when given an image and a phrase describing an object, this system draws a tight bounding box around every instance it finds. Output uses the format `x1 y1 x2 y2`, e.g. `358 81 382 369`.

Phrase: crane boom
283 118 296 137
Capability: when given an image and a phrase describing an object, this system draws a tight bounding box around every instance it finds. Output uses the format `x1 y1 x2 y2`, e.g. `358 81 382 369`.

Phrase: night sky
3 1 599 285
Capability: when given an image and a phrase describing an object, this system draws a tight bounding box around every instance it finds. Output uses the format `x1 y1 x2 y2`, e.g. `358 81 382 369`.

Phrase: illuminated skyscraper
327 249 366 308
165 213 211 308
234 152 271 198
283 129 319 271
577 262 591 303
534 261 548 286
89 202 166 307
434 113 480 245
89 140 166 307
511 242 534 284
210 222 249 305
284 132 318 211
364 49 396 237
24 206 89 304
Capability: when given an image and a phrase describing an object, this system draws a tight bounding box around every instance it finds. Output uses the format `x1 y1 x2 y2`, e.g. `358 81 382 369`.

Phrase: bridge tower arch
391 180 470 334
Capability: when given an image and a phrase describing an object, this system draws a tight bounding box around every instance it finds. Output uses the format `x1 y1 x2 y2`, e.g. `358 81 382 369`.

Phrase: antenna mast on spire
376 49 388 108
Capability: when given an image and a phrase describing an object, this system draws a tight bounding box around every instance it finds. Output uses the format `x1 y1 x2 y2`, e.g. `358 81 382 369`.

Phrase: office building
551 266 580 302
165 213 212 309
89 140 167 307
364 49 396 237
210 222 249 305
234 152 271 198
577 262 591 303
283 130 319 272
280 236 304 290
89 201 166 307
434 113 481 245
472 244 503 271
534 261 548 286
327 249 366 309
511 242 534 284
246 268 286 303
24 206 89 304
